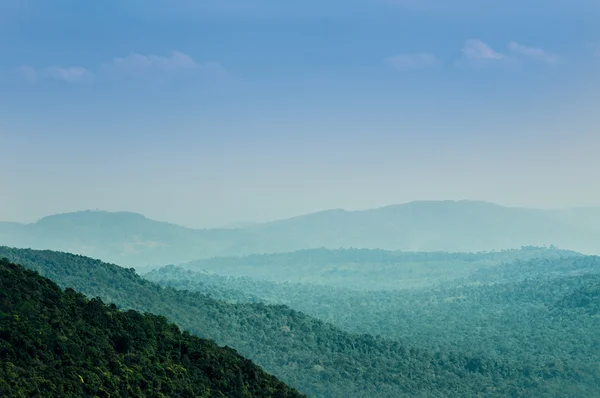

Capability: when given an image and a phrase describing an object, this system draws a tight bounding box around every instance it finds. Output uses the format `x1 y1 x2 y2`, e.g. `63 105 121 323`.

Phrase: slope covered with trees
178 246 582 289
0 258 304 398
149 256 600 395
0 246 591 397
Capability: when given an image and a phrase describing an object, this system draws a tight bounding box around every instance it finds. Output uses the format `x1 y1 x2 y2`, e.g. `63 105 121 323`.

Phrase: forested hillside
0 246 592 397
149 256 600 395
179 246 582 289
0 259 304 398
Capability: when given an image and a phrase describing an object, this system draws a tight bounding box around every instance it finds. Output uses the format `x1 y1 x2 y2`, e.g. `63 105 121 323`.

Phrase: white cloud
46 66 94 83
17 65 93 83
16 51 225 85
462 40 504 60
112 51 197 72
456 39 506 68
388 53 436 71
107 50 226 79
508 42 558 63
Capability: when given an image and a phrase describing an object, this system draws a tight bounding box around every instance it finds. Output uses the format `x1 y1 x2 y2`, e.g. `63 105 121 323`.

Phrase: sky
1 0 600 228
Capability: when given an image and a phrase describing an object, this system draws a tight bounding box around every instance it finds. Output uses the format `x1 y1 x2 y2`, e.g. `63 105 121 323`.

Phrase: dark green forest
0 246 598 397
0 258 304 398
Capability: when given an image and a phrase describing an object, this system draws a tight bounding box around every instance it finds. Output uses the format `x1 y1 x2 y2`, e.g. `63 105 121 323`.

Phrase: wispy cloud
107 50 227 79
508 42 558 63
47 67 94 83
15 51 226 85
111 51 197 72
457 40 559 68
387 53 437 71
17 65 94 83
456 39 506 68
462 39 504 61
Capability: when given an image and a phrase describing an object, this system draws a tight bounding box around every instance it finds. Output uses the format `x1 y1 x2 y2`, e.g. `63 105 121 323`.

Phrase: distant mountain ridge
1 201 600 268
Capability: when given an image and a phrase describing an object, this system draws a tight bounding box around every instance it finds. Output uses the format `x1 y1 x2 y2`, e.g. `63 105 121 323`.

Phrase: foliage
0 246 595 397
0 258 304 398
150 256 600 396
178 246 582 290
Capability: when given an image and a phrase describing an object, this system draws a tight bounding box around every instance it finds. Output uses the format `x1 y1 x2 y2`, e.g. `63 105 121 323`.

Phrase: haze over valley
3 0 600 396
3 200 600 396
2 200 600 270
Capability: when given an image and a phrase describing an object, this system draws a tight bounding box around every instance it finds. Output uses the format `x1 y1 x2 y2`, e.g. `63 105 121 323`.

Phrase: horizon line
4 199 599 229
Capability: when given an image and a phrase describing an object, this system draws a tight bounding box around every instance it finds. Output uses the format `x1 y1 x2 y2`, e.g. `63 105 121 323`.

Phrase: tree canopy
0 258 305 398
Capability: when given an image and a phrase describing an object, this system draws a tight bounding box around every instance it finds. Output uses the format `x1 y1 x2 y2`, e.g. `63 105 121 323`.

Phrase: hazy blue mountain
243 201 600 254
1 201 599 269
218 221 259 229
0 210 251 269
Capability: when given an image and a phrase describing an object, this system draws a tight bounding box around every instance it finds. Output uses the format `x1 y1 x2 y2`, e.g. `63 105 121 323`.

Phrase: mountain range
2 200 599 269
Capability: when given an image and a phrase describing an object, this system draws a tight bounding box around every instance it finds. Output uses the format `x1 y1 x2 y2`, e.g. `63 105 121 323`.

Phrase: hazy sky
1 0 599 228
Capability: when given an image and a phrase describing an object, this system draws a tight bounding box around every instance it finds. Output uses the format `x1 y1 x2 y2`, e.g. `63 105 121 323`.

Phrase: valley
2 241 600 396
2 202 600 396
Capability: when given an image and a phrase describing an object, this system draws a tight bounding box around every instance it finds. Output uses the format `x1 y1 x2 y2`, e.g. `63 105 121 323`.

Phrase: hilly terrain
148 255 600 375
0 258 304 398
242 201 600 255
176 246 582 289
0 211 249 269
0 246 593 397
2 201 600 269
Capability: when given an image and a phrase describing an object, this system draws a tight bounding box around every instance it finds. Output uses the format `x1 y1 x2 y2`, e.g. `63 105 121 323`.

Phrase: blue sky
1 0 599 227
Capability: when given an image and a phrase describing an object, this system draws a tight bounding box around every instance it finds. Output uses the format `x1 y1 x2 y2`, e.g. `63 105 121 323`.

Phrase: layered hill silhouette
176 246 583 289
147 255 600 391
0 246 589 397
2 200 599 268
0 258 304 398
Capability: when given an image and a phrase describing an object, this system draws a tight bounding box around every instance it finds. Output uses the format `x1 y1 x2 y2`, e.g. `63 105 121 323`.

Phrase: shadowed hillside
0 258 304 398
